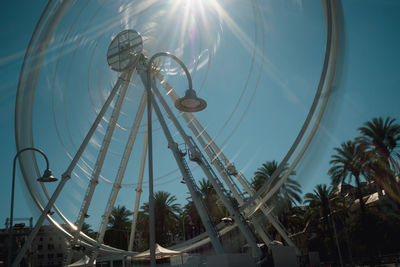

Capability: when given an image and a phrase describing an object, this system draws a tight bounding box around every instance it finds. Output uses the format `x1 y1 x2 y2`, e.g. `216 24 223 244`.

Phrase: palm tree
182 200 204 239
251 160 302 238
104 205 133 250
252 160 280 192
198 178 226 222
304 185 339 225
198 178 215 196
328 140 367 213
304 184 347 261
251 160 302 209
357 116 400 204
358 117 400 170
141 191 181 246
285 206 307 234
108 205 133 229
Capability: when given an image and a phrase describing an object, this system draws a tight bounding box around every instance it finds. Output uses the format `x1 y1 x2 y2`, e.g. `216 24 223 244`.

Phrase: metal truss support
88 93 147 265
128 120 148 251
12 72 129 267
65 68 134 265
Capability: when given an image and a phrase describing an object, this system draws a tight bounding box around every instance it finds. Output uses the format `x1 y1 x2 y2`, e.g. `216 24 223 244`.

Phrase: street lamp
175 89 207 112
8 148 57 267
145 52 206 266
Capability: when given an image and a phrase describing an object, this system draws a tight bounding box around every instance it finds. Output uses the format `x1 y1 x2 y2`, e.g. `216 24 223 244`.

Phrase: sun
167 0 254 56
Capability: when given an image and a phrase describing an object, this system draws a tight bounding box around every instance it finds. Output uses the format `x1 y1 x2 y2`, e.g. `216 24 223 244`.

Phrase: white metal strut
13 72 129 267
128 119 148 251
88 92 147 265
65 68 134 265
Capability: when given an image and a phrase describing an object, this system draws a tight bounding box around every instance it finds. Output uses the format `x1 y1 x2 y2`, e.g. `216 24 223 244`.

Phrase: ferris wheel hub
107 29 143 72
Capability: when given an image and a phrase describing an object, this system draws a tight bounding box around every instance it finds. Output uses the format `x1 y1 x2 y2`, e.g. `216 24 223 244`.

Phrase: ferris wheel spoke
65 68 134 265
65 71 128 176
89 92 147 264
11 70 132 267
128 120 148 251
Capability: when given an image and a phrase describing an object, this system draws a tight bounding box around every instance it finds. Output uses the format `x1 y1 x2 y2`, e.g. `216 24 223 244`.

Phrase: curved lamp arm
147 52 193 91
13 147 50 172
147 52 206 112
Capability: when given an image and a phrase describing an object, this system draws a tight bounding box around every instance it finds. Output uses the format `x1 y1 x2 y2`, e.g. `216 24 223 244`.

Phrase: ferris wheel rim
13 0 341 256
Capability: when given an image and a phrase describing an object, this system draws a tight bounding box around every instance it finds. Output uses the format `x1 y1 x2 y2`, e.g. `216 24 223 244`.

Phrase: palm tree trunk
355 174 366 214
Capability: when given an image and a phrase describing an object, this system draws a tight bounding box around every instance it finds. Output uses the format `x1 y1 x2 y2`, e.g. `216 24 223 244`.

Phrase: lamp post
145 52 206 266
8 148 57 267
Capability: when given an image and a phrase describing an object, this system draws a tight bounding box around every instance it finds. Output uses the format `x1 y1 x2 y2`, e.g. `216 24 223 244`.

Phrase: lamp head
37 169 58 183
175 89 207 112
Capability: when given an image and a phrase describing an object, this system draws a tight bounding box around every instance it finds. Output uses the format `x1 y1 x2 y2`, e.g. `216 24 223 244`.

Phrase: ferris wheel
12 0 341 266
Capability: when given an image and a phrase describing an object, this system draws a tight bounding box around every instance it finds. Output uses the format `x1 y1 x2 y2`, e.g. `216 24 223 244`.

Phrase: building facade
1 221 83 267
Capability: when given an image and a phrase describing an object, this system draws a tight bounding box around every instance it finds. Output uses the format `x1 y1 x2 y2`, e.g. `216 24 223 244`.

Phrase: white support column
65 68 134 265
89 93 147 264
128 120 148 251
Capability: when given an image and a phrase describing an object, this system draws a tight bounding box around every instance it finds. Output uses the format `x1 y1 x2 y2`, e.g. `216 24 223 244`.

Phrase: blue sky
1 0 399 232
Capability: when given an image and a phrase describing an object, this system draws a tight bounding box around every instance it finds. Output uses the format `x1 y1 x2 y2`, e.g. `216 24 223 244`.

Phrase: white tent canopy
134 244 183 260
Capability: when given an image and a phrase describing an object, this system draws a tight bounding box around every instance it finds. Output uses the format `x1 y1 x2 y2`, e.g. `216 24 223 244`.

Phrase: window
38 245 43 250
48 244 55 250
48 254 54 259
38 255 44 259
57 253 63 258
